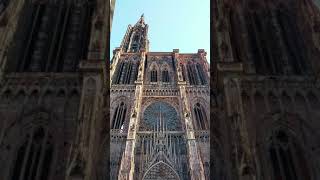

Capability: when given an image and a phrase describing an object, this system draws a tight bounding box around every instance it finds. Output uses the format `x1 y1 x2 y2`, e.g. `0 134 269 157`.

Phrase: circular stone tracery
142 102 180 131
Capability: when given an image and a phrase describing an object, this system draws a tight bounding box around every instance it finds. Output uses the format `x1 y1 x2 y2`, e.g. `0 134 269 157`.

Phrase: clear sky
110 0 210 62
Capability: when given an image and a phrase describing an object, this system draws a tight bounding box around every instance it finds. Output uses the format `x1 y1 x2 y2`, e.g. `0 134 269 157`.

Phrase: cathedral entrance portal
142 161 180 180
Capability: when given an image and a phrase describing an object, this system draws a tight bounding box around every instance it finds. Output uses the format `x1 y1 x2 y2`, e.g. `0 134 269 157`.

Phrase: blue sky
110 0 210 62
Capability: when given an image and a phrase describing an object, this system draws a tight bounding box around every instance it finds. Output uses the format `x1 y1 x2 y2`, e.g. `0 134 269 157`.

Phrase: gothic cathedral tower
0 0 109 180
110 15 210 180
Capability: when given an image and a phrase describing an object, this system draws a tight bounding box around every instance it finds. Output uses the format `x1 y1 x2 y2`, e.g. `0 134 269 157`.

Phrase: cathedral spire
135 13 146 27
120 14 149 52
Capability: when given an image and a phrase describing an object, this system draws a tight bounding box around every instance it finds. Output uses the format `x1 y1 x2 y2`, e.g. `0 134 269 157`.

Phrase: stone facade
0 0 109 180
0 0 320 180
211 0 320 179
110 15 210 180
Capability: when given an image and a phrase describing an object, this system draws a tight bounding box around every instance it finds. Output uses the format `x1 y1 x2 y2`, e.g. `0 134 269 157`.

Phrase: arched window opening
114 61 124 84
142 162 180 180
11 127 54 180
123 62 133 84
187 64 198 85
111 102 127 129
276 8 308 75
264 10 284 75
180 64 186 81
253 12 275 74
162 69 170 82
131 44 139 52
130 62 140 84
245 12 264 74
268 130 310 180
143 101 180 131
196 64 207 85
245 10 284 75
150 68 157 82
193 103 208 130
8 1 94 73
229 9 242 62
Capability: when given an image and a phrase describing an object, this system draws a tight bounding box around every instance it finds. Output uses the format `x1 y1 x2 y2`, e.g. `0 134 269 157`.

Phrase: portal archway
142 161 180 180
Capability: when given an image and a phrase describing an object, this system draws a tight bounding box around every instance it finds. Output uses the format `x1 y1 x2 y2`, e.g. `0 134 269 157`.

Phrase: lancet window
229 9 242 62
276 8 308 75
245 7 309 75
114 61 124 84
162 69 170 82
113 60 139 84
193 103 208 130
11 127 54 180
150 68 157 82
8 1 94 72
268 130 310 180
196 64 207 85
180 64 186 81
187 63 198 85
111 102 127 129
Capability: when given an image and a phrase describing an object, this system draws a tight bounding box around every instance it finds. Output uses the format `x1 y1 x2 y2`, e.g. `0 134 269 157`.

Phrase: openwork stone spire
120 14 149 53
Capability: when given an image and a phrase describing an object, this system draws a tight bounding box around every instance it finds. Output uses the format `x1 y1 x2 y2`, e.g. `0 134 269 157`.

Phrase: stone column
117 50 146 180
224 78 257 180
87 0 109 61
66 60 104 180
175 50 205 180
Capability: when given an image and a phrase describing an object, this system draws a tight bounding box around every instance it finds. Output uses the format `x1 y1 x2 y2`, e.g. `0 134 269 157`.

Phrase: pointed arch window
131 44 139 52
11 127 54 180
162 69 170 82
187 64 198 85
114 61 124 84
196 64 207 85
193 103 208 130
268 130 310 180
111 102 127 129
276 9 308 75
180 64 186 81
123 61 133 84
8 1 94 72
229 9 242 62
150 68 157 82
245 12 264 74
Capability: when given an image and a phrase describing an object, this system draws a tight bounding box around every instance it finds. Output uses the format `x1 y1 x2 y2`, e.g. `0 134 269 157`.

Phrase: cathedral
110 15 210 180
0 0 319 180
